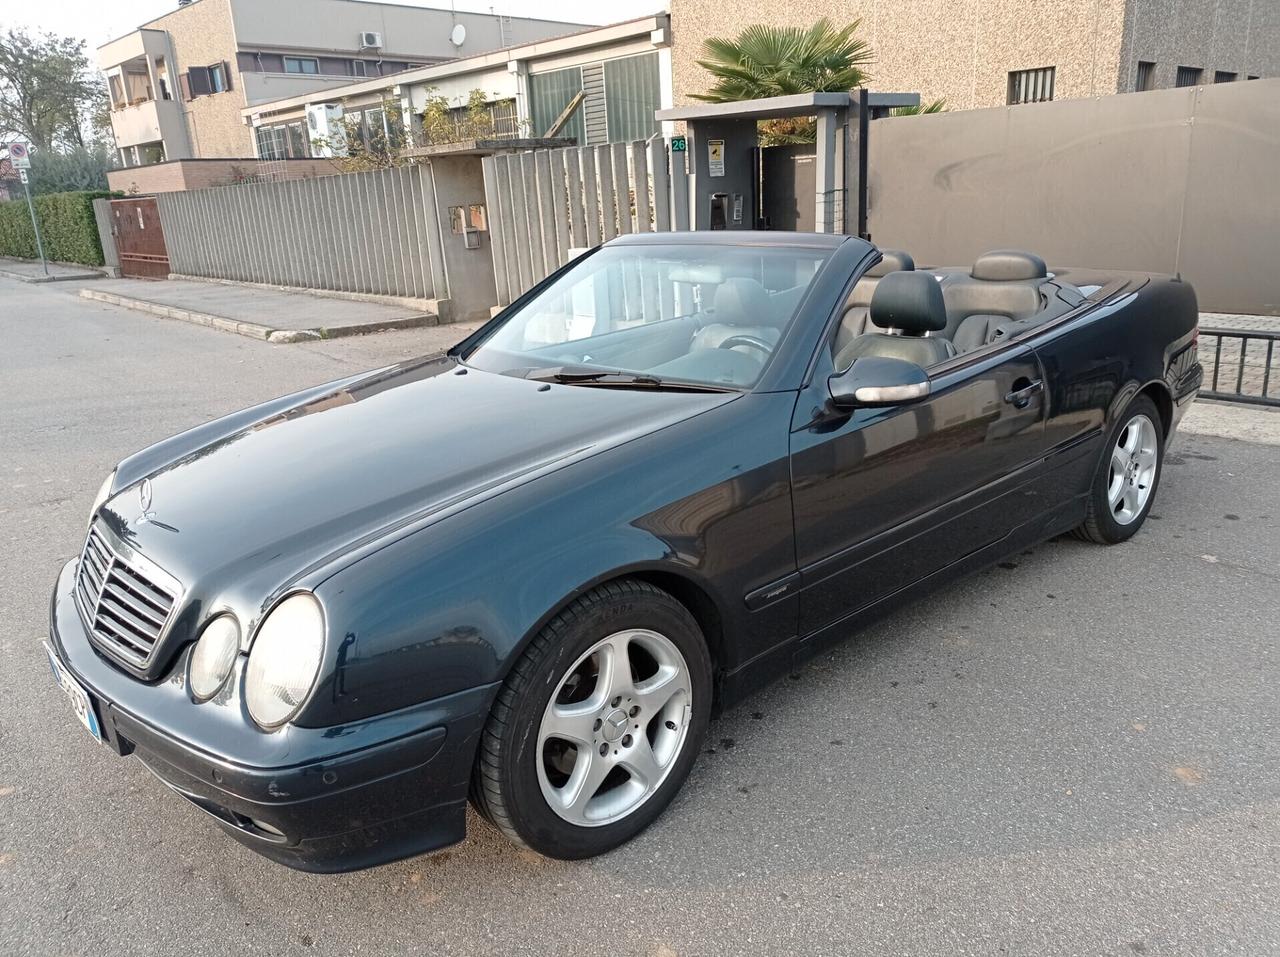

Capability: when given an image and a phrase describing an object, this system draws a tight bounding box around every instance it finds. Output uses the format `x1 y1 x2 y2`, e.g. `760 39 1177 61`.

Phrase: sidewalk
79 278 435 343
0 256 103 283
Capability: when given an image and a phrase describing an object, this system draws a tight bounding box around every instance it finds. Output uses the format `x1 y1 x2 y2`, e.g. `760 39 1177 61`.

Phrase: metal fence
1199 328 1280 407
156 163 448 303
481 139 688 309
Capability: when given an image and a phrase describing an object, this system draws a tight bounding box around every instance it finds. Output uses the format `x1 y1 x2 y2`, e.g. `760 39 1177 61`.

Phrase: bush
0 189 117 266
29 147 115 195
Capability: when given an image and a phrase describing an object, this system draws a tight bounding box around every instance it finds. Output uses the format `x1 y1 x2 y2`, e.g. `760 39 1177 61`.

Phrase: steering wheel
716 334 773 362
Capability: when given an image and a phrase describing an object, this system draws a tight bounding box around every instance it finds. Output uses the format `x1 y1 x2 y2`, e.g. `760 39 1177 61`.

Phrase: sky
2 0 662 49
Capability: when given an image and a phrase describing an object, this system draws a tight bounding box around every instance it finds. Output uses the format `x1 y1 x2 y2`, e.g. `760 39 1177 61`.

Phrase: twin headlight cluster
189 594 326 728
90 472 324 730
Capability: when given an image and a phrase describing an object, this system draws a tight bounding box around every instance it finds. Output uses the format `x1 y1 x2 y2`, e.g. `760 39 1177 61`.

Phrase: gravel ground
2 278 1279 956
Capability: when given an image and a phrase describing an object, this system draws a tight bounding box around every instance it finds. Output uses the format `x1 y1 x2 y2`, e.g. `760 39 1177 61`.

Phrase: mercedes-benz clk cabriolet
45 233 1202 871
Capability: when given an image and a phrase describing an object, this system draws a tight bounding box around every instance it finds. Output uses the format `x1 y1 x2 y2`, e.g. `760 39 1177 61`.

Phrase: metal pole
858 87 870 242
22 178 49 276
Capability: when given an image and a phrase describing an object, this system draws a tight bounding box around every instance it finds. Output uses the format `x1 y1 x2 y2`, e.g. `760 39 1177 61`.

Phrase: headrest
866 249 915 277
713 277 771 326
869 272 947 334
971 249 1047 282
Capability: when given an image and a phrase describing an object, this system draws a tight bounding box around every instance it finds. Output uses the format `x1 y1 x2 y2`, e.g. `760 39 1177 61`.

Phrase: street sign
18 169 28 184
670 135 686 152
9 142 31 169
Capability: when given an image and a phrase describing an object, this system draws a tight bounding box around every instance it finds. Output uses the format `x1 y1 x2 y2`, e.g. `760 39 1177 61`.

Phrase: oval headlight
189 615 241 701
244 594 325 729
88 471 115 526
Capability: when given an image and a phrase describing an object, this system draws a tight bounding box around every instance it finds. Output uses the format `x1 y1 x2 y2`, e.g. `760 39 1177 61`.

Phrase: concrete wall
866 79 1280 315
1118 0 1280 90
159 0 254 157
108 158 344 194
669 0 1130 111
668 0 1277 111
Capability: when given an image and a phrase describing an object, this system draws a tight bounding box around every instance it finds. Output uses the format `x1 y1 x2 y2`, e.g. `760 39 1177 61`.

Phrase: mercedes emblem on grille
138 478 153 513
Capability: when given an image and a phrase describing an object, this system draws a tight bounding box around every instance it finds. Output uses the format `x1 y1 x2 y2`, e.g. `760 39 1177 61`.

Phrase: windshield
462 244 833 389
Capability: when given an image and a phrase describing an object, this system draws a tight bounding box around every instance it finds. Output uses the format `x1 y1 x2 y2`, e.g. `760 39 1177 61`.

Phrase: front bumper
48 559 496 872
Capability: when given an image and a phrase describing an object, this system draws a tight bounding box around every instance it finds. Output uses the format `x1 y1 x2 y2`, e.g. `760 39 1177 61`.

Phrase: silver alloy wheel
1107 413 1159 525
536 628 692 827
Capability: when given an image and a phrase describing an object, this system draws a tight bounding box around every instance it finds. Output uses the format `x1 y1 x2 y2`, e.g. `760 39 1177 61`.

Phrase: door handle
1004 378 1043 409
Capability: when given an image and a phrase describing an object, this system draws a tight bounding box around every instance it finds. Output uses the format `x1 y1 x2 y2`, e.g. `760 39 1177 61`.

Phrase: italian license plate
43 641 103 743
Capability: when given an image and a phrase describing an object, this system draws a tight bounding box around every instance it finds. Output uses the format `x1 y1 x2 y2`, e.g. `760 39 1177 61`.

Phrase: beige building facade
668 0 1280 111
98 0 585 166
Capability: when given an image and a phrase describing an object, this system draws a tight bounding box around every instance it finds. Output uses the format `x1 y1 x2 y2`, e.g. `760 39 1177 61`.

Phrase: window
604 52 661 142
1008 67 1055 104
284 56 320 75
353 59 367 77
185 63 232 98
1175 66 1202 87
463 244 834 389
255 122 310 160
1136 61 1156 91
1214 70 1238 83
529 67 585 143
1247 75 1260 80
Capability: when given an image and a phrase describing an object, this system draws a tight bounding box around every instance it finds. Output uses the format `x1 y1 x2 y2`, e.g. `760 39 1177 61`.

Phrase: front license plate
43 641 103 743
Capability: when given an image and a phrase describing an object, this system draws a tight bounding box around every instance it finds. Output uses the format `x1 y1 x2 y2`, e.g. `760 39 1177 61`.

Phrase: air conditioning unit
305 103 346 156
360 31 383 49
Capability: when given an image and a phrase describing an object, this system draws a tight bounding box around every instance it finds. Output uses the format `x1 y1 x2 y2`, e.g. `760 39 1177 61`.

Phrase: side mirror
828 356 931 409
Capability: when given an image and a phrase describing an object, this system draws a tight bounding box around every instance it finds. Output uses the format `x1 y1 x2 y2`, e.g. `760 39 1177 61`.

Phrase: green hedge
0 190 118 267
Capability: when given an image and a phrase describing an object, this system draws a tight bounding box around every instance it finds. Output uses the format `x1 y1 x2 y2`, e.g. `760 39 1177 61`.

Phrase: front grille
76 524 181 670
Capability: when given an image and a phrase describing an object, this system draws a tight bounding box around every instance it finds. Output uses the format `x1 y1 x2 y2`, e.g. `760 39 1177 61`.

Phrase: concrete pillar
815 106 838 233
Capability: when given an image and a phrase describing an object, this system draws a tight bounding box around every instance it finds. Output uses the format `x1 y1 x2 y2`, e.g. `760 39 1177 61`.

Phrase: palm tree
891 98 947 116
691 19 875 144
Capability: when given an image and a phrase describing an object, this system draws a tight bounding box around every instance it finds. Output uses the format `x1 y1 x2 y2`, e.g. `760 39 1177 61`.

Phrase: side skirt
715 493 1088 709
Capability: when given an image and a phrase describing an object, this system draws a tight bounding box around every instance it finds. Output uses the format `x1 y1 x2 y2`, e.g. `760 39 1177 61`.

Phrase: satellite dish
450 23 466 47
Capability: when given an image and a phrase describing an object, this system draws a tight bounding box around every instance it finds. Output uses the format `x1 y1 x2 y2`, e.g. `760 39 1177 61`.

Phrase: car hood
99 355 734 610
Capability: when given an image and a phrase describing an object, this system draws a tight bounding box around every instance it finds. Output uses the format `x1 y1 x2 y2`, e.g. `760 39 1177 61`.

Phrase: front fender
300 391 799 728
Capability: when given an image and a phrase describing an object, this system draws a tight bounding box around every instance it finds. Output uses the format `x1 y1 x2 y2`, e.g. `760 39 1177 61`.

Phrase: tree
692 19 874 144
0 28 108 151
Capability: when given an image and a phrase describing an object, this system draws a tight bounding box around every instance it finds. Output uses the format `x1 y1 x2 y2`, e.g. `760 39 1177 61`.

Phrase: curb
0 265 104 284
78 289 431 343
167 273 445 320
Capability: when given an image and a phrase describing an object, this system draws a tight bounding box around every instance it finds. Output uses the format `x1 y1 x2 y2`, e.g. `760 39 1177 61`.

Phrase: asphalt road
3 278 1279 956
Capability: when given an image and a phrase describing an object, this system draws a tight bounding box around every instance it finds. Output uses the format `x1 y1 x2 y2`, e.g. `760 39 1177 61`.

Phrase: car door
789 342 1052 639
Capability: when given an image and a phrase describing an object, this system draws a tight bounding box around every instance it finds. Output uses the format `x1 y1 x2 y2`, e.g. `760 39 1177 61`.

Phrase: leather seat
939 250 1047 341
834 249 915 355
692 277 780 351
835 271 956 370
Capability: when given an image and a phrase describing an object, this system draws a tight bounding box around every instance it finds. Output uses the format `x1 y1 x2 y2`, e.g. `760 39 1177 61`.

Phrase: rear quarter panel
1030 276 1199 499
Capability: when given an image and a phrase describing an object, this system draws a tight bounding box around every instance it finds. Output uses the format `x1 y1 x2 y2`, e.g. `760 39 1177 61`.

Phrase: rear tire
1073 394 1163 544
471 579 712 859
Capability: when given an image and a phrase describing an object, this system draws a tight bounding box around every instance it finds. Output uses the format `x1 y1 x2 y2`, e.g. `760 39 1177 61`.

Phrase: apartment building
669 0 1279 111
97 0 585 166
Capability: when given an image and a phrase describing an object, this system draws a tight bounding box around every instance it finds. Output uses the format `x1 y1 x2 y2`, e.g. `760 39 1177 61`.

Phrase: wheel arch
1107 378 1173 437
502 563 728 697
1137 380 1174 437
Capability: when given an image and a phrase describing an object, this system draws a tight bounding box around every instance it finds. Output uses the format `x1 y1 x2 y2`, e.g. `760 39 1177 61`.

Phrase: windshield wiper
523 366 736 392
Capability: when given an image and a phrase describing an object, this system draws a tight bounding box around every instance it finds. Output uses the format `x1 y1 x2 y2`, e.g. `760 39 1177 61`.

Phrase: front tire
471 580 712 859
1074 394 1164 544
